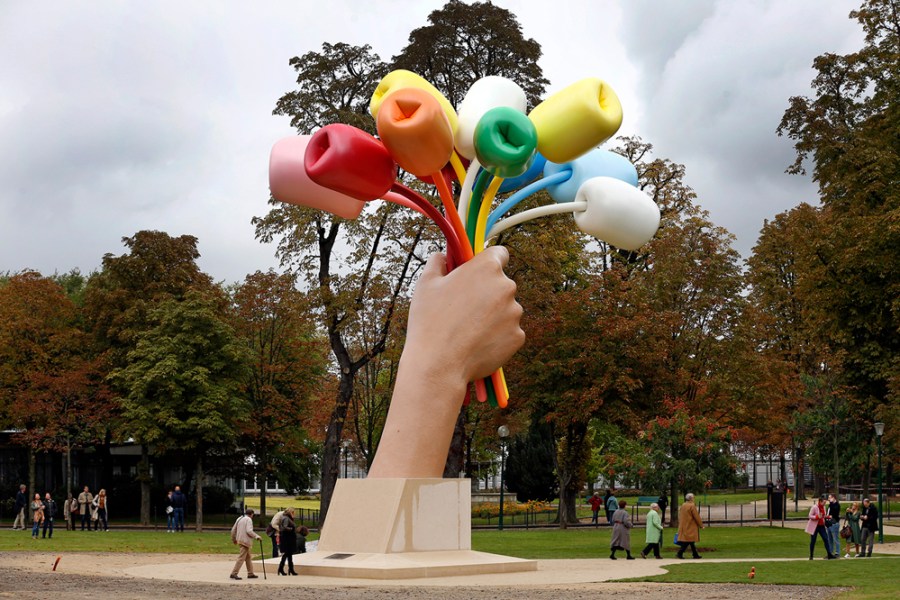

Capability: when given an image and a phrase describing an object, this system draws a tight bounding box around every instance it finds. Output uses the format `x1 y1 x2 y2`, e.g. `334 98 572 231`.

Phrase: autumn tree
777 0 899 472
0 271 115 504
230 270 327 515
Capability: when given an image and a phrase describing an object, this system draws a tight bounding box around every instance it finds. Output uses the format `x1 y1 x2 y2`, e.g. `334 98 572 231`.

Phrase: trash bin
770 490 784 520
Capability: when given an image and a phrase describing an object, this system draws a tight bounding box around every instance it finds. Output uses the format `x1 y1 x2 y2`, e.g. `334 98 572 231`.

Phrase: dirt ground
0 552 845 600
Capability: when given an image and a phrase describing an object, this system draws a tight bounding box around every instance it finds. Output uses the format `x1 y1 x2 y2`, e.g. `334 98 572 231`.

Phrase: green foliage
111 289 249 452
391 0 548 109
504 421 558 502
777 0 900 444
638 399 740 498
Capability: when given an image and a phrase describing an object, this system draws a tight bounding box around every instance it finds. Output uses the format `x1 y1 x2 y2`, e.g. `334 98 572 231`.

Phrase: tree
504 421 558 502
231 270 327 515
391 0 548 109
637 399 740 528
777 0 900 461
85 230 216 524
741 204 830 498
0 271 104 500
111 289 248 531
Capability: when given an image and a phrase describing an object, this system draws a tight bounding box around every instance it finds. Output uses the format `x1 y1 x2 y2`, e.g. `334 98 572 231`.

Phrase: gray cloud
0 0 871 282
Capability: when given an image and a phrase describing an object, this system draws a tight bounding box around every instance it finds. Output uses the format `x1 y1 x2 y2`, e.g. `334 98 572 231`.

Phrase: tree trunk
669 481 680 530
863 450 872 497
833 421 840 496
796 443 807 500
65 436 73 497
555 422 587 528
319 370 355 529
138 445 151 526
195 453 204 532
28 448 36 520
443 406 466 478
259 461 268 519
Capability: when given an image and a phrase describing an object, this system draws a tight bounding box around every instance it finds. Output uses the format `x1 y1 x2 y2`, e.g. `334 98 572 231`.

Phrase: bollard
724 501 728 521
740 504 743 526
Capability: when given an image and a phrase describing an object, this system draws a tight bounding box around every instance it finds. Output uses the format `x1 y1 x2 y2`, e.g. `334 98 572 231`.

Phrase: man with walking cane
230 508 262 580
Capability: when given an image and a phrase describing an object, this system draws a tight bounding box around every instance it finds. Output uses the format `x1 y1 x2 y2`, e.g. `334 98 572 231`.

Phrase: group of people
12 484 109 537
807 493 880 559
606 492 705 560
229 507 308 580
164 486 187 532
590 489 669 526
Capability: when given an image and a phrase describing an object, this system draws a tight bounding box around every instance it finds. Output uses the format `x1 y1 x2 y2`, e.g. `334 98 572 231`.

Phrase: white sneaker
844 553 849 558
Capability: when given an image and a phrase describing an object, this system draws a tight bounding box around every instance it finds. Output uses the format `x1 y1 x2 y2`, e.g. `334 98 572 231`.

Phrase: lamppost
497 425 509 531
874 422 884 544
342 440 350 479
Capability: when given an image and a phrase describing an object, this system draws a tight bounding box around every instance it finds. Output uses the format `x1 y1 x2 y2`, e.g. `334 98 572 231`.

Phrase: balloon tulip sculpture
269 72 661 409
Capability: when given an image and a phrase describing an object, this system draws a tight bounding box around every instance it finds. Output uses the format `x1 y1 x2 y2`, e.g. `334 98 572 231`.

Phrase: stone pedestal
295 478 537 579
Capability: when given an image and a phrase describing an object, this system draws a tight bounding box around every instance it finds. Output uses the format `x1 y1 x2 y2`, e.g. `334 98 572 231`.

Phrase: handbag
840 523 852 539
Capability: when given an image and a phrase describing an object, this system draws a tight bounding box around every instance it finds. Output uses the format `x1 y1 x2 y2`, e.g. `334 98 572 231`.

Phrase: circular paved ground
0 551 850 600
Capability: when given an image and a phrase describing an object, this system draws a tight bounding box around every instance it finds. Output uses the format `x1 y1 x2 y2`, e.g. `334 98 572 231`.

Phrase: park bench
636 496 658 506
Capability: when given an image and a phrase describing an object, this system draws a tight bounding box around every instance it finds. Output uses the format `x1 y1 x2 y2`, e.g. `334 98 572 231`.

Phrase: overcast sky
0 0 865 284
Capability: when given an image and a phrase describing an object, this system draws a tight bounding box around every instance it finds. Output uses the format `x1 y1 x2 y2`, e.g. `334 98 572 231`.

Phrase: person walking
806 495 836 560
657 492 668 524
588 492 603 526
229 508 262 580
827 494 841 558
605 489 619 524
92 489 109 531
268 508 285 559
844 501 862 558
41 493 56 539
165 490 175 532
277 508 299 576
859 497 879 557
77 486 93 531
12 484 27 530
609 500 634 560
30 494 44 539
171 485 186 532
676 493 704 559
641 502 664 559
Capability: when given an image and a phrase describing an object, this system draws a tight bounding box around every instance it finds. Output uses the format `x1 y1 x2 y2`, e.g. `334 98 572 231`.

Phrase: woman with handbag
277 508 299 576
844 501 862 557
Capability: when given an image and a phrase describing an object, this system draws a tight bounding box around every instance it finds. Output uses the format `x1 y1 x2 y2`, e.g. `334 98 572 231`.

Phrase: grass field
619 557 900 600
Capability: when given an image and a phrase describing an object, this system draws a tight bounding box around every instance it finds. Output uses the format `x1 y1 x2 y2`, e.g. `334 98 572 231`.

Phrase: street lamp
342 440 351 479
497 425 510 531
874 422 884 544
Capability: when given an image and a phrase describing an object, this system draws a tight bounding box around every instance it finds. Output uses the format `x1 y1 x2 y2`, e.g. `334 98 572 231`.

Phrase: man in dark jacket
41 492 57 539
657 493 669 524
171 485 186 532
859 497 879 557
827 494 841 558
13 484 27 530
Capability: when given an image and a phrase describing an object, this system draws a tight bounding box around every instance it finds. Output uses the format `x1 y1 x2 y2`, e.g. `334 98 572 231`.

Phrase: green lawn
618 557 900 600
469 526 899 560
0 527 319 554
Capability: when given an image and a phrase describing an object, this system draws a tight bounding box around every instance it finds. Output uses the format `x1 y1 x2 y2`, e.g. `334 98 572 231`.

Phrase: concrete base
309 478 537 579
295 549 537 579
